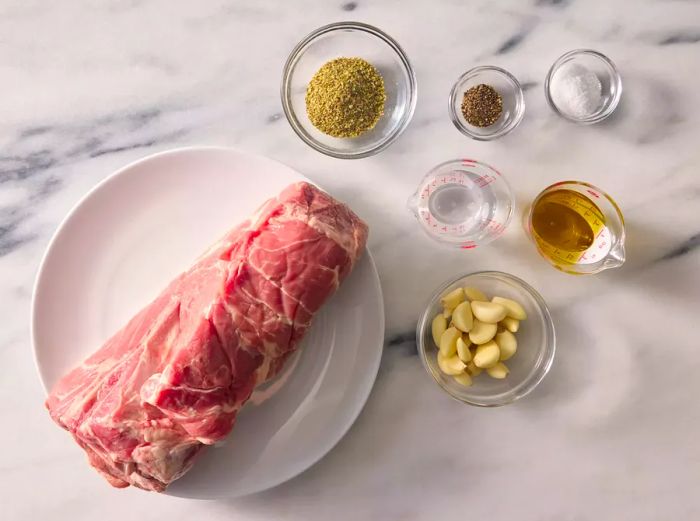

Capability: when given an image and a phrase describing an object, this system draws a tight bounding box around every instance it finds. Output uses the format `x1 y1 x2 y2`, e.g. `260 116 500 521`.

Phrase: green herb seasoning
305 57 386 138
461 84 503 127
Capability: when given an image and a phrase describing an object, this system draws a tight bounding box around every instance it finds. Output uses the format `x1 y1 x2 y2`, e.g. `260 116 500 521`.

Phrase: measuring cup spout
603 242 626 270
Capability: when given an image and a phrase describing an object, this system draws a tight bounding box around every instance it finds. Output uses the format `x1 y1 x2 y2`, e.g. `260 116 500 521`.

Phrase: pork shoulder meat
45 182 368 491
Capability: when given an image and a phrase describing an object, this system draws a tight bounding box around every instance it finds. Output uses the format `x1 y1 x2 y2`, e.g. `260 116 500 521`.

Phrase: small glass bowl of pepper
449 66 525 141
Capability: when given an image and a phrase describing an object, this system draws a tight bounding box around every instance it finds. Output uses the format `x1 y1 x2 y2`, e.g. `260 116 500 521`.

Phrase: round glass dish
544 49 622 124
407 159 514 249
281 21 417 159
448 66 525 141
417 271 556 407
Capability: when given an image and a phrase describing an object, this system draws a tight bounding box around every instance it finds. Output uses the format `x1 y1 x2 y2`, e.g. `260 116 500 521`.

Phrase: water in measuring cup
428 182 496 230
409 159 515 248
425 171 497 239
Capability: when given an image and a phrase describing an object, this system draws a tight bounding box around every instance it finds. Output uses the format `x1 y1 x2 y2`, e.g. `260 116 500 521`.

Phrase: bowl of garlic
416 271 555 406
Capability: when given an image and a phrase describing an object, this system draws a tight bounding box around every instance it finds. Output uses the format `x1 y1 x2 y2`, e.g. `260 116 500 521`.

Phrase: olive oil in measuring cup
527 182 626 274
531 190 604 253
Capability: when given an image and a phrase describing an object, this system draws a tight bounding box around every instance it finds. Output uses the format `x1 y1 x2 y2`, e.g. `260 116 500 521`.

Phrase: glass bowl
417 271 556 407
281 21 417 159
544 49 622 124
448 66 525 141
407 159 514 249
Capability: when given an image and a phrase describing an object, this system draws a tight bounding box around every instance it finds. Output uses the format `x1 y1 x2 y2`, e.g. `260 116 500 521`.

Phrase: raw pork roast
46 182 368 491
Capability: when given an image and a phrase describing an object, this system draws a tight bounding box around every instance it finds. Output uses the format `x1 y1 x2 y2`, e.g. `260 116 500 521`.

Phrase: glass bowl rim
280 21 418 159
448 65 525 141
544 48 622 125
416 270 556 407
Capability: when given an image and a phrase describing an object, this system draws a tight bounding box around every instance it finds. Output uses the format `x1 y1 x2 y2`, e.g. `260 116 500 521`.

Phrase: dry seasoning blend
306 57 386 138
461 84 503 127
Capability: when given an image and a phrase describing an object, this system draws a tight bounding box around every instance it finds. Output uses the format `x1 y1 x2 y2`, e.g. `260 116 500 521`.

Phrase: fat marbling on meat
45 182 368 491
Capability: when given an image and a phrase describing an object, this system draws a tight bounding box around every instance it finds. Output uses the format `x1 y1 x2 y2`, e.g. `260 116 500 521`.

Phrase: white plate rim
30 145 385 496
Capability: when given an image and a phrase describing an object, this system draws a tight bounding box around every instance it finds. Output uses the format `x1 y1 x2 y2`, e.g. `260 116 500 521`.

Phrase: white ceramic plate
31 147 385 498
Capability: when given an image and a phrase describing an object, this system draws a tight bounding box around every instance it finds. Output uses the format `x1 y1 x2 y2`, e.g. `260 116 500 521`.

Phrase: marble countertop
2 0 699 519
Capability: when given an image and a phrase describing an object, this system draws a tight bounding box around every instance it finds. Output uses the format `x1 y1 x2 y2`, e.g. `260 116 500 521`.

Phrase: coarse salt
550 62 602 119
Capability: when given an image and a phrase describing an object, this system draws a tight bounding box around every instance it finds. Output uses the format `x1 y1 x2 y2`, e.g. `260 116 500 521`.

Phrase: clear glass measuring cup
407 159 514 249
526 181 625 274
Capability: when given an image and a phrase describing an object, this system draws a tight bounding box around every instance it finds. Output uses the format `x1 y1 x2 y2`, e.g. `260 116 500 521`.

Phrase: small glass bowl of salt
545 49 622 124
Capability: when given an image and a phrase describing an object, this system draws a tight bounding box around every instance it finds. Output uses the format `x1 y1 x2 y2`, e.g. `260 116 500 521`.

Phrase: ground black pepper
461 84 503 127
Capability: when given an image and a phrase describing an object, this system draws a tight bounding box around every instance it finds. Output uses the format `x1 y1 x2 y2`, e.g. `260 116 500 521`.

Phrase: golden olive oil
531 189 606 265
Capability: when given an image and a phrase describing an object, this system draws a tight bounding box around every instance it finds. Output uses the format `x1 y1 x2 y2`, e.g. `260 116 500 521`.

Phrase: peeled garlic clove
439 327 461 357
471 301 508 324
431 314 447 347
486 362 509 379
451 301 473 332
466 361 482 376
492 296 527 321
456 337 472 363
443 308 452 319
501 316 520 333
473 340 500 368
437 351 467 375
453 372 473 387
468 319 497 345
441 287 465 311
464 286 487 302
495 330 517 361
